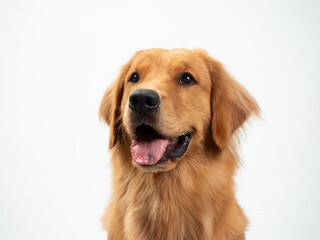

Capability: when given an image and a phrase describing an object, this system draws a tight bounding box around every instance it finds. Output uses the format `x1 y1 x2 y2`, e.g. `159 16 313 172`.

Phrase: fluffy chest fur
122 168 214 240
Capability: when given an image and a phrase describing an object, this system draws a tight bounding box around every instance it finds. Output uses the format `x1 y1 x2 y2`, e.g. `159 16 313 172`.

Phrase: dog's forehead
131 49 208 74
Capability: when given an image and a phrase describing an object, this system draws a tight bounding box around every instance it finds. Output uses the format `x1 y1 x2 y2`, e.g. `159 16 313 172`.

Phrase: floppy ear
209 59 259 149
99 63 131 149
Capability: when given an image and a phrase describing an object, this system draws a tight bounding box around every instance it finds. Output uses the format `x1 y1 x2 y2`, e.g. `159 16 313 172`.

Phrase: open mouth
131 124 192 166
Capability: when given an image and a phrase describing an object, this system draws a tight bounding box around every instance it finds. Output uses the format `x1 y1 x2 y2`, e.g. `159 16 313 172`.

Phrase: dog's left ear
99 62 131 149
206 56 260 149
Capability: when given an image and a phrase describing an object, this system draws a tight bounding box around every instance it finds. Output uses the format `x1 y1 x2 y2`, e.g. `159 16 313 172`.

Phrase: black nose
129 89 160 115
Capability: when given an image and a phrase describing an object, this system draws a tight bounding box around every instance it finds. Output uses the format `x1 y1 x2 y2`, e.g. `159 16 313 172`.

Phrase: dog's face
100 49 259 172
122 49 212 172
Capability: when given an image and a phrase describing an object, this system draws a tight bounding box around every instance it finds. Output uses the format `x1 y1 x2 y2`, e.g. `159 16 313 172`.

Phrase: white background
1 0 319 239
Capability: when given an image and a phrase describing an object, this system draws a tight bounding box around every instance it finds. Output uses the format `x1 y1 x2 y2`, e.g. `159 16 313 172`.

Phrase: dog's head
100 49 259 172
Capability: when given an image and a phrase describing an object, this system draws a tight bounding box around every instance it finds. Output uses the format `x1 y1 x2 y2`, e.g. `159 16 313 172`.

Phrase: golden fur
99 48 259 240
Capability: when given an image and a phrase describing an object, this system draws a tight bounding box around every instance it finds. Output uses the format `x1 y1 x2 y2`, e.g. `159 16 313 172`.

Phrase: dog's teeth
168 137 178 146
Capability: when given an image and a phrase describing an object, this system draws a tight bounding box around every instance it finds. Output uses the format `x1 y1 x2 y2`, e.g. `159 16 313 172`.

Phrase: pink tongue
131 137 168 165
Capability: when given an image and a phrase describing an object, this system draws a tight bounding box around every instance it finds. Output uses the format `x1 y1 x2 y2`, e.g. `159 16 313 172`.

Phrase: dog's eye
129 73 140 83
179 73 196 86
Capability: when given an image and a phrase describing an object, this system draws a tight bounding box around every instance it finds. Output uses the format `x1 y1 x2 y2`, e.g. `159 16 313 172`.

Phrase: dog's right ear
99 62 132 149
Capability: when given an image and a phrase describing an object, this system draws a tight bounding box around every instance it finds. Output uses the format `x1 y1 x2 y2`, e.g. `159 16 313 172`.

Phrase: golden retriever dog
99 48 259 240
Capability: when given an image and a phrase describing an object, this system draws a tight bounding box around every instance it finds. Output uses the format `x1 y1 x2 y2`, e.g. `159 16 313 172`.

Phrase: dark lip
133 124 192 167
